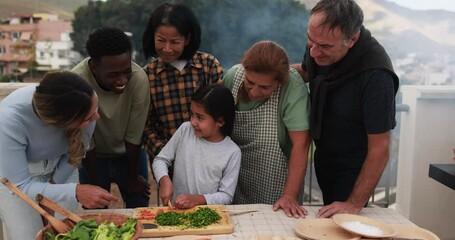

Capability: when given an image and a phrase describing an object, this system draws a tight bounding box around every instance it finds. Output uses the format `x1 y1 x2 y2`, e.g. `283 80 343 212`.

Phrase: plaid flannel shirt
143 51 223 158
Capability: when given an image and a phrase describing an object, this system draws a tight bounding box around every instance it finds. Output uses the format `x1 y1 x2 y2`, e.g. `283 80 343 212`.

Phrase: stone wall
0 82 36 101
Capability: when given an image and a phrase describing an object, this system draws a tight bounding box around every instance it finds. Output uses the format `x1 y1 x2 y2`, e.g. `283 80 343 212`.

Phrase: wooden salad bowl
35 212 143 240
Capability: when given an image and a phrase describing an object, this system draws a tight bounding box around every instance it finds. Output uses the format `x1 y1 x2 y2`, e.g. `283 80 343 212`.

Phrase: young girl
142 3 223 168
152 85 241 209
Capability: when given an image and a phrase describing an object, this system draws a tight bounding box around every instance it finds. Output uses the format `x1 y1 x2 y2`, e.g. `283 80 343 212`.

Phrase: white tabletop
81 204 414 239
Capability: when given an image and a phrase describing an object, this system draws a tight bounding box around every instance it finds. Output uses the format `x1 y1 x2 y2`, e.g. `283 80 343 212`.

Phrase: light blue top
0 85 95 202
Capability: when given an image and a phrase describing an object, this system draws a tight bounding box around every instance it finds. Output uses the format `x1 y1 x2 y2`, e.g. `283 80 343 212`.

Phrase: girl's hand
159 176 173 206
174 194 206 209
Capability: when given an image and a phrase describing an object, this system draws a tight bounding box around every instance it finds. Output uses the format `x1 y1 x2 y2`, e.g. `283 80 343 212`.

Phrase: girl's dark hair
142 3 201 60
33 71 94 167
191 85 235 137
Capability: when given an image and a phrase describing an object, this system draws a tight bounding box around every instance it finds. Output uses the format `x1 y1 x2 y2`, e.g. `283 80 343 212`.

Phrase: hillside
0 0 88 20
361 0 455 48
298 0 455 85
299 0 455 48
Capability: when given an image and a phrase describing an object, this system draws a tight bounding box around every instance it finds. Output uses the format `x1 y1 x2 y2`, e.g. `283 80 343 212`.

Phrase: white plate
294 218 361 240
392 224 440 240
333 214 396 238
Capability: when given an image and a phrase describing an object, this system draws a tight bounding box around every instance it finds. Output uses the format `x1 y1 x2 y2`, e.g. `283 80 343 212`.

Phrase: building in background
35 20 81 73
0 13 80 82
0 13 36 81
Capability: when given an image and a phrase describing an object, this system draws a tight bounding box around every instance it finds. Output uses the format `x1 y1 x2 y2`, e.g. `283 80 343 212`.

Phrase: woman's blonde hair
241 40 290 84
33 71 94 167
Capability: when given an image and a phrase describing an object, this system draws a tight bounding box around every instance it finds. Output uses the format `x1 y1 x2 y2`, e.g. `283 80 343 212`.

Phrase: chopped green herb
155 211 186 226
155 207 221 229
187 207 222 228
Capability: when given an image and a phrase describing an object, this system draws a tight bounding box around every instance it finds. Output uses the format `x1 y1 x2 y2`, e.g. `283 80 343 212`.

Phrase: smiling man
72 27 151 208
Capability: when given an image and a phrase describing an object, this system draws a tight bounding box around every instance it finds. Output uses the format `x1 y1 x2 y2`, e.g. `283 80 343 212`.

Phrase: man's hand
273 194 307 218
316 201 362 218
127 175 150 197
76 184 119 209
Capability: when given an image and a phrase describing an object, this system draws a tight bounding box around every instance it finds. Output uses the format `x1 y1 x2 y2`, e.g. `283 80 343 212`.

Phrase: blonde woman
0 71 118 239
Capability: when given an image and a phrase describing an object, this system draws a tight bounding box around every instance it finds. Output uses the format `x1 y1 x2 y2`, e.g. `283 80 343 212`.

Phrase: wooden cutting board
133 205 234 237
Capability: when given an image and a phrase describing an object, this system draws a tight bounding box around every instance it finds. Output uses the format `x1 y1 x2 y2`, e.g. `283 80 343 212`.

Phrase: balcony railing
301 104 409 207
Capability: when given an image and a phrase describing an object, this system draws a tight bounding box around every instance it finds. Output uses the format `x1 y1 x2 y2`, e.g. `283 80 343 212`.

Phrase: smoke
193 0 310 69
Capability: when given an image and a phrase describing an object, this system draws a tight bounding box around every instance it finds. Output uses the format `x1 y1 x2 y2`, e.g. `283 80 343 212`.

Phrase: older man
292 0 399 217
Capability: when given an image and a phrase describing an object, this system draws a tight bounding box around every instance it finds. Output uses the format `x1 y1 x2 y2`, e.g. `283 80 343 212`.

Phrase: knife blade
222 209 259 215
142 223 158 229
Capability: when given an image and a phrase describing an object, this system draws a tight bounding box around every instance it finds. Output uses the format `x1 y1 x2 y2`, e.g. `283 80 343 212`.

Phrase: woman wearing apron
223 41 312 218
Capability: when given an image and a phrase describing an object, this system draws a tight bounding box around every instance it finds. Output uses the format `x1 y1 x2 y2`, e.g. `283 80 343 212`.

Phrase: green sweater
72 58 150 157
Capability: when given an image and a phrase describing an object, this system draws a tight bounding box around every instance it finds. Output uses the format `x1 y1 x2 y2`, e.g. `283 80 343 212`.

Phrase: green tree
71 0 167 64
1 75 10 82
71 0 103 57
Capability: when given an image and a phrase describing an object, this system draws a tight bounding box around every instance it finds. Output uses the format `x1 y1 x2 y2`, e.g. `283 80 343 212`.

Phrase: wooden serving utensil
0 177 71 233
36 194 83 223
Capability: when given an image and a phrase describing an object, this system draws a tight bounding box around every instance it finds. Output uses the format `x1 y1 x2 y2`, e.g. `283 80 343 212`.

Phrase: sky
387 0 455 12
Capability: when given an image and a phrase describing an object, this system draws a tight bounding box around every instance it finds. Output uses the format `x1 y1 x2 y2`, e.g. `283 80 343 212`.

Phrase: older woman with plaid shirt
142 3 223 183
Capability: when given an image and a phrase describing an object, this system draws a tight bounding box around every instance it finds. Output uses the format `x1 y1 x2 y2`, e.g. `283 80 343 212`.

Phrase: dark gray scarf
306 26 399 140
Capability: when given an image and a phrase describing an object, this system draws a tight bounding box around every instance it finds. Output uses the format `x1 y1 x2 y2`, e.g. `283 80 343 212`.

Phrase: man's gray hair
311 0 364 39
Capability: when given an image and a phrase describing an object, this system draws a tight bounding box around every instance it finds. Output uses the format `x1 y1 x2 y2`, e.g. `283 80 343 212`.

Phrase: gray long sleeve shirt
152 122 241 205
